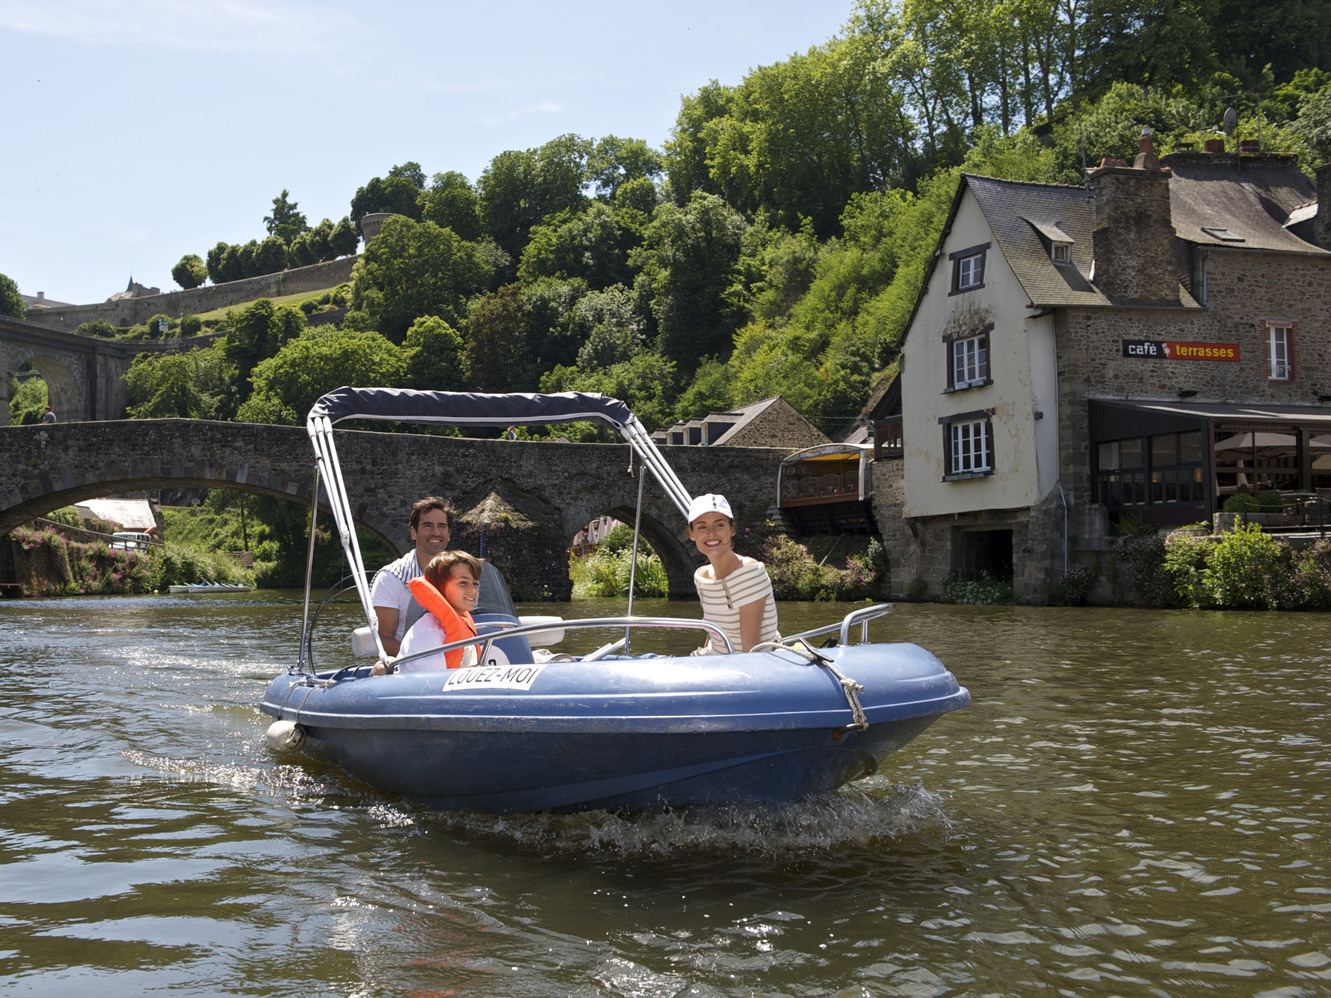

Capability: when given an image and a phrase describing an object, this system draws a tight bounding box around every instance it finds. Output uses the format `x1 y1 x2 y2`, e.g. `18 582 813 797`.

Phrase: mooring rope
750 641 869 731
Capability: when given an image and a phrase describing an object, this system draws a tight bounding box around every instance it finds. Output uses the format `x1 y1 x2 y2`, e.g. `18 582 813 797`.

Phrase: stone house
877 133 1331 602
652 396 829 450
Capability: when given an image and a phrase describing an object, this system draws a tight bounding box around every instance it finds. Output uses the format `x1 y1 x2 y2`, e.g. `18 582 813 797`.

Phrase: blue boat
259 388 969 813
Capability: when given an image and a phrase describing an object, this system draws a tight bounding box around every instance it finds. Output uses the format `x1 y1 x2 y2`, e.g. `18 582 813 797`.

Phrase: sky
1 0 855 307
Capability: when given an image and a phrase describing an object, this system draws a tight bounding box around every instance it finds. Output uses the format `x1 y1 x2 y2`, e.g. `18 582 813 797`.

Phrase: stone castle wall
21 256 359 333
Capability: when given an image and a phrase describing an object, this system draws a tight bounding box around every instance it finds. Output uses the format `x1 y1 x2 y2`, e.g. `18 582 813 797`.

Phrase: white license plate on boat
442 662 548 692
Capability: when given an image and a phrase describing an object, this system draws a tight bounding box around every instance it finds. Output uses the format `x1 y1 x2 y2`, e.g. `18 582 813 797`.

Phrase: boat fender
351 625 377 658
265 719 306 751
406 575 479 669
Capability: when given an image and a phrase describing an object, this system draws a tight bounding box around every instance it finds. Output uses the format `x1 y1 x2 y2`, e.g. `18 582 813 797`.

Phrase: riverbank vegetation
569 524 889 602
1112 524 1331 611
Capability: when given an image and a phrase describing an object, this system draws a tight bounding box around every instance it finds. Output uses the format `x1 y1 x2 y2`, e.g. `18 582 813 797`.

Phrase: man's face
410 509 452 561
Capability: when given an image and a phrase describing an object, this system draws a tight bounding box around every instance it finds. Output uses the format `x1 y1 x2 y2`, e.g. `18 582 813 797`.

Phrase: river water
0 592 1327 997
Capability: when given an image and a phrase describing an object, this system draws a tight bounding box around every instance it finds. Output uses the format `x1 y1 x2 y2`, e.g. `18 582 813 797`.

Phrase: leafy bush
1112 532 1173 607
763 535 846 601
569 547 667 598
1163 529 1213 607
1054 560 1096 605
1201 522 1283 609
940 572 1016 605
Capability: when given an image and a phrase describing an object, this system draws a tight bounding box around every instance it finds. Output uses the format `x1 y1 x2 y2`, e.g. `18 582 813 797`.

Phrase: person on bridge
41 405 55 423
687 493 778 655
369 496 455 657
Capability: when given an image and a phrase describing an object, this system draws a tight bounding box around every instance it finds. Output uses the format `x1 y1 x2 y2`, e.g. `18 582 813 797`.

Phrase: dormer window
1026 219 1075 266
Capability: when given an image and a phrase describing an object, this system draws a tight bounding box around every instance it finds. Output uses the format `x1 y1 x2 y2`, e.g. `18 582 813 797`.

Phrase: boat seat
473 612 535 665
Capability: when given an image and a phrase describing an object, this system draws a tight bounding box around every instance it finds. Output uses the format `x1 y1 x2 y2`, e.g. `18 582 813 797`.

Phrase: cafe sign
1122 339 1239 360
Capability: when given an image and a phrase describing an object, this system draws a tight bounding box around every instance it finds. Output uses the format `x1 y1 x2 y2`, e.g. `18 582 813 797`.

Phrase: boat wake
414 779 956 860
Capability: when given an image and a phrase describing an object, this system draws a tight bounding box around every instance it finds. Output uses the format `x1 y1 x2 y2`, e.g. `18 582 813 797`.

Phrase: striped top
694 559 779 654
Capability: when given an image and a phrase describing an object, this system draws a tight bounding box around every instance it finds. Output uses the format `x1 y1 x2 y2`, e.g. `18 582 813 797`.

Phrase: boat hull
259 642 969 813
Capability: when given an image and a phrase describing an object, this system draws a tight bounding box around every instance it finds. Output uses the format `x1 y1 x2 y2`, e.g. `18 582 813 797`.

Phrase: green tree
124 344 228 419
350 167 424 226
7 370 46 423
631 192 749 373
237 327 407 425
287 233 317 267
306 219 335 262
479 134 593 259
0 272 23 318
350 216 492 341
464 283 531 392
418 171 484 241
264 189 309 244
517 203 636 289
330 217 360 258
255 235 289 275
219 299 307 417
571 285 646 370
586 135 665 201
402 315 465 392
682 35 915 235
205 242 230 284
171 254 207 290
541 352 678 432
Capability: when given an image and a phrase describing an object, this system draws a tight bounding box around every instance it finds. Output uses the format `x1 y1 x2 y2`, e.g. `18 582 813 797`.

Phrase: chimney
1204 138 1225 153
1088 132 1178 304
1317 162 1331 251
1134 127 1160 170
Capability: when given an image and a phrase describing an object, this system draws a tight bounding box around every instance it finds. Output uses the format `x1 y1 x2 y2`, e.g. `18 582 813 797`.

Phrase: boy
393 550 483 672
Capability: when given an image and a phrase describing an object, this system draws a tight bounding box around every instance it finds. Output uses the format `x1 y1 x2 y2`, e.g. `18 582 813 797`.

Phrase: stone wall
21 256 359 333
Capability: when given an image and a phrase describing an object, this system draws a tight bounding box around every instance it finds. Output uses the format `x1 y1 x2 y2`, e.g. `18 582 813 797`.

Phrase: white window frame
1052 241 1072 265
951 334 988 388
946 418 992 477
1267 323 1292 381
957 254 983 289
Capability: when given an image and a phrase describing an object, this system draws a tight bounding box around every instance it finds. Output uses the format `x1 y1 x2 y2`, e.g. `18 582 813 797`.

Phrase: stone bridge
0 419 785 599
0 315 141 423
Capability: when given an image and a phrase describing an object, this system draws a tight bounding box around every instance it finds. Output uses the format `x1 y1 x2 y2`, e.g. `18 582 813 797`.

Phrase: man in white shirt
369 496 455 656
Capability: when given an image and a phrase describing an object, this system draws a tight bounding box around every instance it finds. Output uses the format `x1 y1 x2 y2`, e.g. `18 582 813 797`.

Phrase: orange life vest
406 575 479 669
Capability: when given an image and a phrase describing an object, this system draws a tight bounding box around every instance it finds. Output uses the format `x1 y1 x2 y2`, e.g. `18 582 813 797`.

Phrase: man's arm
375 605 402 657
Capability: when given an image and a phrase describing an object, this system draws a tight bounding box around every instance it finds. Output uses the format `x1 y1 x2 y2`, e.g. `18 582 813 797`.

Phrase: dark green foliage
0 272 22 318
350 166 425 226
264 189 308 244
351 216 491 341
171 254 207 290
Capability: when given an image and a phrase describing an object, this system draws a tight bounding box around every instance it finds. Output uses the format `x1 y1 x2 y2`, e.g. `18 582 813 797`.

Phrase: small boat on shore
168 581 250 594
259 388 969 813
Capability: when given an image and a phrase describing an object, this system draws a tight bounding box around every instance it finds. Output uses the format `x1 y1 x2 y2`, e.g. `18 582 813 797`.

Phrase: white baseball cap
686 493 733 524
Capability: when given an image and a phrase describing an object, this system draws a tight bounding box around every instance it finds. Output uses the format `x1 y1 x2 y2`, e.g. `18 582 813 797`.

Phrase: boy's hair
410 496 456 531
423 550 482 591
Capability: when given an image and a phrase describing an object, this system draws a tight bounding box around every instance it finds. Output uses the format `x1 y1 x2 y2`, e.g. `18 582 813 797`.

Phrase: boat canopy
301 387 694 667
309 387 636 432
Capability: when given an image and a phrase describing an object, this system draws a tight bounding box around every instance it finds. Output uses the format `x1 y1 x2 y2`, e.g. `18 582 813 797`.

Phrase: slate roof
960 154 1326 313
964 174 1110 308
1163 153 1326 256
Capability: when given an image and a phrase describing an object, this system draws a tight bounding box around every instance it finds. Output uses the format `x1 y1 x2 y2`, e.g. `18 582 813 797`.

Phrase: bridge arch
1 420 785 600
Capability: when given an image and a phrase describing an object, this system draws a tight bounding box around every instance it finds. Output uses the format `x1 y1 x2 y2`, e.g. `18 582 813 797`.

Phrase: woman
687 493 779 654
